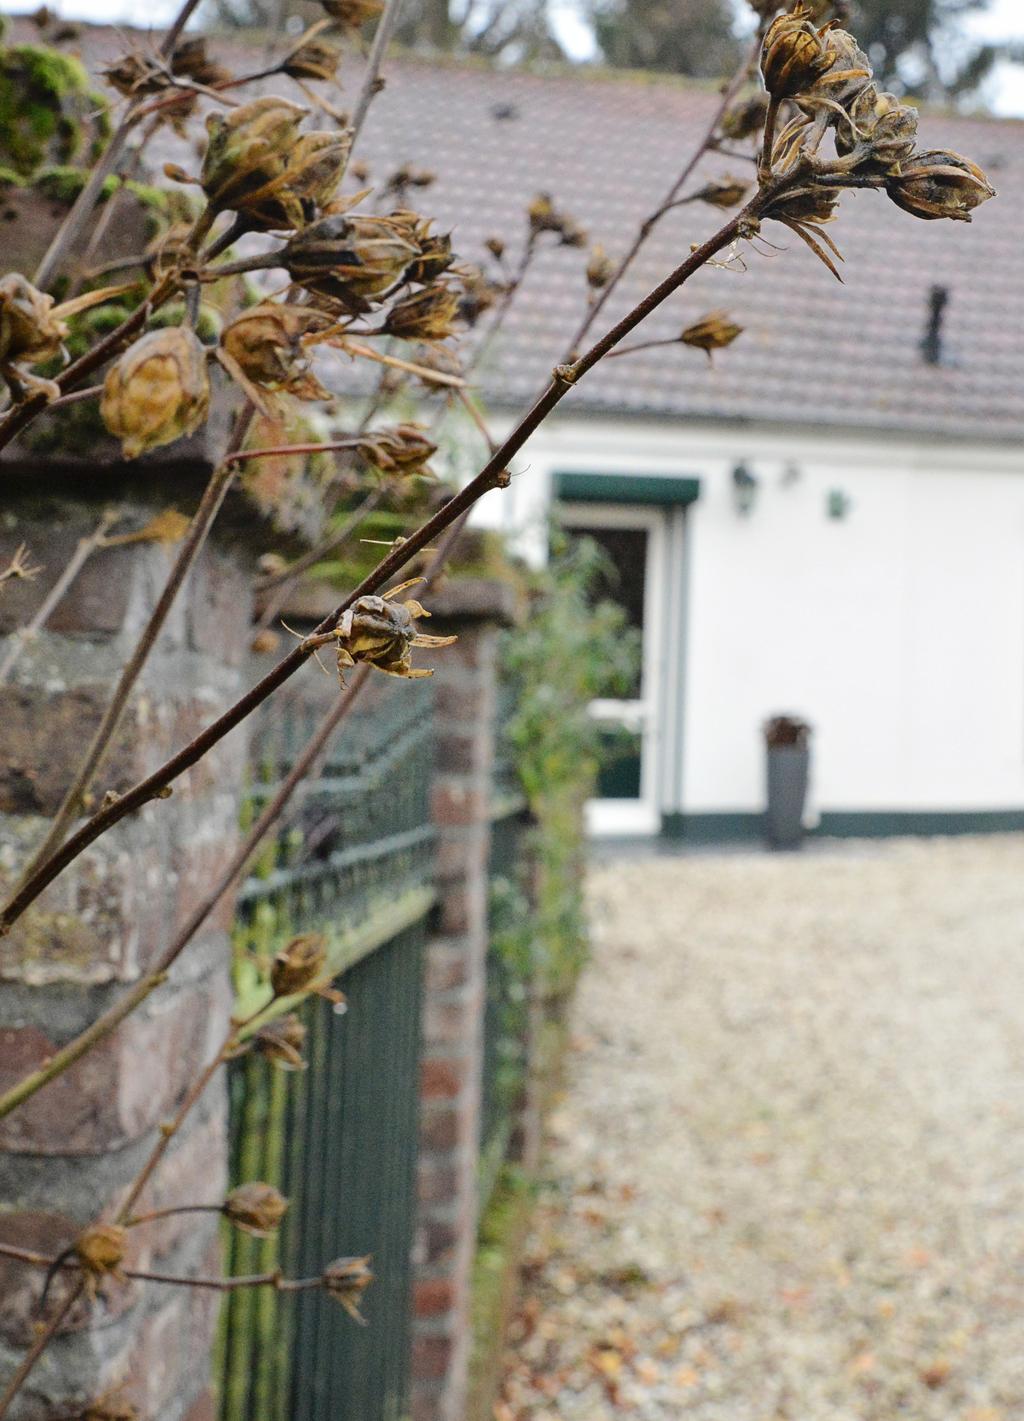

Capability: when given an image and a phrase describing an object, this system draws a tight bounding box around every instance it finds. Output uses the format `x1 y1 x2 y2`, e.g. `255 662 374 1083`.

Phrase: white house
67 28 1024 840
351 58 1024 840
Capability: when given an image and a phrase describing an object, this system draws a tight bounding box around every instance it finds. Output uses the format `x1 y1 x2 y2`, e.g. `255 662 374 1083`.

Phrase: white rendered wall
467 411 1024 817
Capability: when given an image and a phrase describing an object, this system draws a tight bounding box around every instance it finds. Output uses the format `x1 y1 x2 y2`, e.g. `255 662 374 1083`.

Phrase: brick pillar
411 579 516 1421
0 479 258 1421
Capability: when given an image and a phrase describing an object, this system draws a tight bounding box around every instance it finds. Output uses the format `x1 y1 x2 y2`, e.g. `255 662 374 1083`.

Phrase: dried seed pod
271 933 327 997
885 149 995 222
253 1013 307 1070
201 96 307 212
243 129 352 231
319 0 383 27
321 1255 374 1322
835 85 918 173
281 34 343 83
101 327 210 459
357 423 436 475
585 244 615 290
171 37 232 87
0 273 68 366
719 92 770 141
681 312 744 359
405 233 455 285
103 52 170 99
219 303 330 413
484 235 506 261
283 213 420 310
335 581 456 680
383 283 460 341
767 185 841 225
456 270 500 328
797 25 872 117
693 176 750 210
75 1223 126 1287
251 628 282 655
760 5 834 100
223 1182 289 1236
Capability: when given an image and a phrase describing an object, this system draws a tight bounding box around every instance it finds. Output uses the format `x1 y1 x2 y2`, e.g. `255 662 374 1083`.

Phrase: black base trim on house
661 809 1024 844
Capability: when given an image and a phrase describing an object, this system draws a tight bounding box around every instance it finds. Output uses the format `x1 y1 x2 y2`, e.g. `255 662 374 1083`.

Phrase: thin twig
0 1241 320 1294
0 510 119 688
0 1283 83 1421
349 0 407 146
562 30 762 361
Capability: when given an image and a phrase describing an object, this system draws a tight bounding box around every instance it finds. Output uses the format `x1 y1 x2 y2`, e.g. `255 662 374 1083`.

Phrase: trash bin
763 714 812 850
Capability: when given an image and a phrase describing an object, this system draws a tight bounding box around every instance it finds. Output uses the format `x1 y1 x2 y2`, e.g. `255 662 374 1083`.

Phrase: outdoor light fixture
732 461 759 515
827 488 853 520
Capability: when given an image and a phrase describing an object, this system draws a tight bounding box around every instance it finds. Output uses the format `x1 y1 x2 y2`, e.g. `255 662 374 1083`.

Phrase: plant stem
0 1282 83 1421
0 1242 320 1294
563 30 761 360
0 196 768 944
125 1204 221 1228
349 0 407 145
0 509 119 688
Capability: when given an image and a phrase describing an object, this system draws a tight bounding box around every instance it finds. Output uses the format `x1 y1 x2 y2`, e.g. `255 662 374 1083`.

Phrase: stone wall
0 485 254 1421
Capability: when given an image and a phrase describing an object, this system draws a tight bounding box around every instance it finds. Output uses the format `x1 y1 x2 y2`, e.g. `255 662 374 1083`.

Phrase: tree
850 0 1006 100
587 0 743 78
394 0 566 60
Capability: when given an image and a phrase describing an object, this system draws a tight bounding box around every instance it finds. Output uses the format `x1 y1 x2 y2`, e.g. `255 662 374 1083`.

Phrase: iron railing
217 674 435 1421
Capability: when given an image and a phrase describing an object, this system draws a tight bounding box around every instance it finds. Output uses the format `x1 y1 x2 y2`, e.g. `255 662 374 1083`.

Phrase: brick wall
0 486 255 1421
411 581 516 1421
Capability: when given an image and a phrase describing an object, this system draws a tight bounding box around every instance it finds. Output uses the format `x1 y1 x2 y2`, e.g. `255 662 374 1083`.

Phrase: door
560 504 667 835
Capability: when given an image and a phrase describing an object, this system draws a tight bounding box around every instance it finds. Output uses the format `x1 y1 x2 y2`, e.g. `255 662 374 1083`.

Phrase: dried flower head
885 149 996 223
319 0 383 27
283 213 420 310
719 92 770 141
271 933 327 997
253 1013 307 1070
383 283 460 341
0 273 68 369
281 34 344 83
764 184 844 278
585 244 614 290
321 1255 373 1322
103 52 170 100
836 85 918 173
201 96 307 216
694 176 750 210
74 1223 126 1290
760 5 835 99
171 37 232 87
245 130 352 231
223 1182 289 1236
357 424 436 475
334 580 456 680
796 25 871 118
681 312 744 360
406 233 455 285
219 304 330 413
100 327 210 459
528 192 587 246
457 270 501 327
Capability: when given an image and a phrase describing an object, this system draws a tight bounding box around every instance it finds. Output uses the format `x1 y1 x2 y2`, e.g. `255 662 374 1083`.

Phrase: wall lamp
731 461 759 516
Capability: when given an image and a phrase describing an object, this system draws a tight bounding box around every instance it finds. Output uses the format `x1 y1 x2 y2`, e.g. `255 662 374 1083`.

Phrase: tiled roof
14 23 1024 441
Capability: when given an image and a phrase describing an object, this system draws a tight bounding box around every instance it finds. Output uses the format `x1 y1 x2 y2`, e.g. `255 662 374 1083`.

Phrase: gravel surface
497 836 1024 1421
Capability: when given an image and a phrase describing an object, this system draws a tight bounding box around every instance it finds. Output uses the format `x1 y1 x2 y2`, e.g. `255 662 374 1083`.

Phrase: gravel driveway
497 836 1024 1421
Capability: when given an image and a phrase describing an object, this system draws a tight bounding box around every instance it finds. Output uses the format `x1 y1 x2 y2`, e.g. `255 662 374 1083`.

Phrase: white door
559 504 668 836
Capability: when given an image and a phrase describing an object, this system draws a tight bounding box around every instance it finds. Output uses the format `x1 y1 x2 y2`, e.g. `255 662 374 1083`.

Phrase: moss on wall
0 43 110 178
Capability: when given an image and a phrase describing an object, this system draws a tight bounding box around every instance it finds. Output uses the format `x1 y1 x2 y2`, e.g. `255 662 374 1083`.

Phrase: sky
6 0 1024 114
